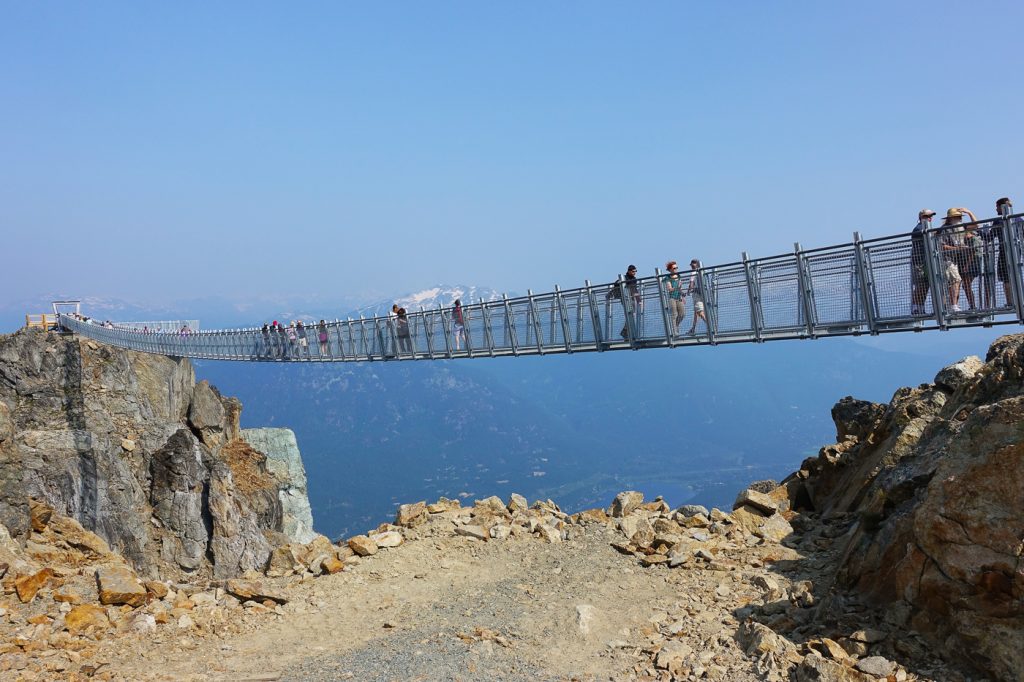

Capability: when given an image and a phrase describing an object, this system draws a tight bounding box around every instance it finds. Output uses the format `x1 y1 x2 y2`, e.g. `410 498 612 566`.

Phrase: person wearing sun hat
910 209 935 316
939 207 979 312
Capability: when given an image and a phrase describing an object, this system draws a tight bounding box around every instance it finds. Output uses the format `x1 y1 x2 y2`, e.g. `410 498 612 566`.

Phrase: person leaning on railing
995 197 1017 307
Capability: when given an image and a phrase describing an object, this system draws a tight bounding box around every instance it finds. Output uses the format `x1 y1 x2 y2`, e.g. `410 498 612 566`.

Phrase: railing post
501 294 519 356
742 253 764 342
853 232 878 334
794 243 816 338
526 289 544 354
420 307 436 359
923 225 948 329
463 305 475 358
653 268 673 346
584 280 604 350
480 299 496 356
554 286 572 353
439 304 454 358
999 205 1024 322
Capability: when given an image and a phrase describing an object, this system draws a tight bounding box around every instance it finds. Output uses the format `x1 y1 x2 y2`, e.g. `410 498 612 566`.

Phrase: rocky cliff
785 334 1024 681
0 329 313 580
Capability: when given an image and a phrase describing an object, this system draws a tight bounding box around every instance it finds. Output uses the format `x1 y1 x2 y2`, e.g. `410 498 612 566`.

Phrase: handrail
58 212 1024 362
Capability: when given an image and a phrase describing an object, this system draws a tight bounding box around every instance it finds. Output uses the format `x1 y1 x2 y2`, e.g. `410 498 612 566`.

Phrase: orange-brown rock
96 565 147 607
225 579 288 604
790 335 1024 682
64 604 109 635
320 556 344 574
28 498 53 532
53 591 82 604
144 581 169 599
394 501 428 527
15 567 54 603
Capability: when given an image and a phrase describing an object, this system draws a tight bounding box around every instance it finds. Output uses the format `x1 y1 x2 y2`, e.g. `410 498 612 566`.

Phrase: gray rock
933 355 984 392
855 656 895 677
675 504 709 518
241 428 316 544
455 525 488 541
0 330 299 580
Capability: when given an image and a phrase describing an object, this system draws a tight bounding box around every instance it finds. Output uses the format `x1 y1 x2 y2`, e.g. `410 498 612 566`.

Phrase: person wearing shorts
940 208 968 312
686 259 708 335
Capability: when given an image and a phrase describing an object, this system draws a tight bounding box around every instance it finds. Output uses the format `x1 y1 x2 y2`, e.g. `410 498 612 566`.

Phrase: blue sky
2 2 1022 305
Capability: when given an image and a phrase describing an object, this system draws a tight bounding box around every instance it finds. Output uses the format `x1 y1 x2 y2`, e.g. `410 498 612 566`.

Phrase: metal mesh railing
59 212 1024 362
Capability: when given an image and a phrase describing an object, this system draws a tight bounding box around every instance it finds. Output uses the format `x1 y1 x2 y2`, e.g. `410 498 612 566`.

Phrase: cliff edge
0 329 313 580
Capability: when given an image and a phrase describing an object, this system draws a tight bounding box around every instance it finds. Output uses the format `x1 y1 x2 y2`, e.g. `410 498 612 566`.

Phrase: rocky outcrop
0 329 313 580
783 337 1024 681
240 428 315 544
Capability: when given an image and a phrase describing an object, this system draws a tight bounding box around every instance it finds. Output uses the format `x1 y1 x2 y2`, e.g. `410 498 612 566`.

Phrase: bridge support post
584 280 604 350
554 286 573 353
480 298 496 356
439 305 454 358
526 290 544 354
742 253 764 342
922 227 948 329
419 307 435 359
853 232 878 334
794 243 817 338
998 203 1024 323
502 294 519 356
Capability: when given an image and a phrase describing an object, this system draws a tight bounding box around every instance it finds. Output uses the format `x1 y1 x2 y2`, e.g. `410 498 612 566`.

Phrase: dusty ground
3 496 975 682
112 521 756 681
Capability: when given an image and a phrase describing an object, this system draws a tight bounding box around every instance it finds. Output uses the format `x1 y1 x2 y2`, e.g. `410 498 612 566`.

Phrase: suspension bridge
55 210 1024 363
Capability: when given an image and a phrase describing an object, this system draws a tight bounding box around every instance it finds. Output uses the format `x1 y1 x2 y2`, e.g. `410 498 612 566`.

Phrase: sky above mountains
2 2 1022 306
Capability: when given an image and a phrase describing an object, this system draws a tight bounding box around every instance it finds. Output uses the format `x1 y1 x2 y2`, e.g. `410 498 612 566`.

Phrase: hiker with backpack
607 265 641 340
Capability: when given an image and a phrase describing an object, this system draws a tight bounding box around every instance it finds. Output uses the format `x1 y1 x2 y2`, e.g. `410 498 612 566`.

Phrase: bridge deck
59 212 1024 362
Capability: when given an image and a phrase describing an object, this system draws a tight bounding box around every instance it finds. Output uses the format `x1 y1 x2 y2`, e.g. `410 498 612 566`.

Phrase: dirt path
124 521 763 681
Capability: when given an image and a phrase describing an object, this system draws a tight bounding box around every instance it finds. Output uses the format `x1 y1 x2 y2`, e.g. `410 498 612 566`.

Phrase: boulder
795 653 874 682
28 498 52 532
266 544 304 577
618 515 655 548
427 497 461 514
675 504 709 518
15 567 54 603
609 491 643 518
934 355 984 392
96 565 147 607
224 579 288 604
370 531 404 548
64 604 109 635
830 396 886 442
854 656 895 678
474 496 506 514
655 640 693 671
455 525 488 541
347 535 378 556
507 493 528 513
733 489 778 516
394 501 427 527
320 556 344 574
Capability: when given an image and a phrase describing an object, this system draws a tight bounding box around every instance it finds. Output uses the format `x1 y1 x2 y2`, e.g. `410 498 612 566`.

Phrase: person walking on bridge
910 209 935 316
686 259 708 336
664 261 686 335
612 265 641 340
396 308 413 354
452 299 466 350
317 320 329 357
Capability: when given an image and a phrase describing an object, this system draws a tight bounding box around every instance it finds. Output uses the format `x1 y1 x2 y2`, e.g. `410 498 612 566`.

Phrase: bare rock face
786 334 1024 682
240 428 315 544
0 329 311 581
